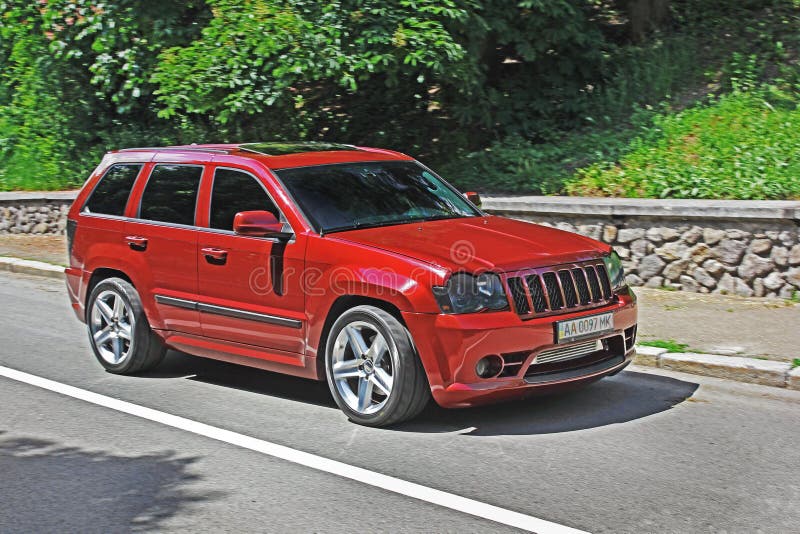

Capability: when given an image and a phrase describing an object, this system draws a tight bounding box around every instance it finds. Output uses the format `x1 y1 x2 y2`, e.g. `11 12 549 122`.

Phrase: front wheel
325 305 430 427
86 277 165 374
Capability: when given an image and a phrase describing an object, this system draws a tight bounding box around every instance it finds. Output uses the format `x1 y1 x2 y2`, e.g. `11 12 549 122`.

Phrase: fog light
475 355 503 379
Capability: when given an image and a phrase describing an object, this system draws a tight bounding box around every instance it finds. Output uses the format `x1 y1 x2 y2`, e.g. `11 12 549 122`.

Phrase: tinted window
209 168 279 231
83 164 141 216
276 161 479 233
138 165 203 226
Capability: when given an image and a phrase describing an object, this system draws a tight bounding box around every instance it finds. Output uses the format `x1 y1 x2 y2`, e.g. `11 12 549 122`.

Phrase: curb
635 346 799 390
0 256 66 280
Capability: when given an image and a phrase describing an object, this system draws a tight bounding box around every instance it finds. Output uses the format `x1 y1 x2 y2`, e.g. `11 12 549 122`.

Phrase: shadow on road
142 353 698 436
396 371 699 436
143 351 337 409
0 431 218 532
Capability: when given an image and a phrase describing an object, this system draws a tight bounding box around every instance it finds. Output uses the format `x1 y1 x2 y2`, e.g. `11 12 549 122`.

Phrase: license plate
555 312 614 344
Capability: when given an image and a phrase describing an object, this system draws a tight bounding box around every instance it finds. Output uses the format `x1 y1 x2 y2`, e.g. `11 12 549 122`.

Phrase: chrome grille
572 268 591 305
585 267 602 302
558 270 578 307
504 259 614 319
507 277 530 314
597 264 612 297
533 339 601 365
542 272 563 309
525 274 547 313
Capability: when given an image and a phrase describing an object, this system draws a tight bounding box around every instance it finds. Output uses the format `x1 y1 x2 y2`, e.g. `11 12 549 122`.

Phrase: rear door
196 166 306 354
124 163 204 334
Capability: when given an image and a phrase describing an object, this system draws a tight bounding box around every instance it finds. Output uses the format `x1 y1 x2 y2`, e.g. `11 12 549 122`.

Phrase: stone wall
2 192 799 297
484 196 800 298
0 193 76 235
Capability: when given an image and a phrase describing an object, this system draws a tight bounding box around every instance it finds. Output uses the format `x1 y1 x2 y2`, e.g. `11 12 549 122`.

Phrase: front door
197 167 305 354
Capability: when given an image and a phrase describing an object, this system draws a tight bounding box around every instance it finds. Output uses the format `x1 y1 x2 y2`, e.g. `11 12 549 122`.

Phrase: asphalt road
1 271 799 533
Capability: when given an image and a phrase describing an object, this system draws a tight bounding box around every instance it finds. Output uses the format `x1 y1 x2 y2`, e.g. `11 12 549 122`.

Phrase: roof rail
116 146 233 154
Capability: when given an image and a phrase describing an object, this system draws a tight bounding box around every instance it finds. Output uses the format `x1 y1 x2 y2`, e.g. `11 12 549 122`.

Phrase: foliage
436 113 655 194
1 0 799 195
448 1 609 137
566 89 800 200
0 1 206 190
152 1 469 119
437 31 700 194
41 1 209 114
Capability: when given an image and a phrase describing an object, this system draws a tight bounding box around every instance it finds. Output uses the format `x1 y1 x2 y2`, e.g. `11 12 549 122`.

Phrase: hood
329 216 610 273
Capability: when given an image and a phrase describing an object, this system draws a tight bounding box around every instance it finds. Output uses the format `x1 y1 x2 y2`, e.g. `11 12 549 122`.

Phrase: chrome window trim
125 218 200 232
79 213 130 222
122 217 291 243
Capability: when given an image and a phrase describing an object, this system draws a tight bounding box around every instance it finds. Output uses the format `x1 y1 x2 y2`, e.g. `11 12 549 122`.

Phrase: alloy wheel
89 289 135 365
331 320 395 415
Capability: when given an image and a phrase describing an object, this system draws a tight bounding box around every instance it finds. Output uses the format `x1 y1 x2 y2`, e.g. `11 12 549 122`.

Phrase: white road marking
0 365 589 534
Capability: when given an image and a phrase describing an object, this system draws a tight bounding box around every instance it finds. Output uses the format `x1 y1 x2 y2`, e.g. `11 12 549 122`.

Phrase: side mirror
464 191 482 208
233 211 292 240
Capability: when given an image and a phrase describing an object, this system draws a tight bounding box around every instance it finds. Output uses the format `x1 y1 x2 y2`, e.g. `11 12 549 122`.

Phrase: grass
792 358 800 369
639 339 690 353
566 89 800 200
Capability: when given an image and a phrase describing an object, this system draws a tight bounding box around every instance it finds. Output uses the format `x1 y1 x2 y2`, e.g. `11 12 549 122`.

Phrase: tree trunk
628 0 670 42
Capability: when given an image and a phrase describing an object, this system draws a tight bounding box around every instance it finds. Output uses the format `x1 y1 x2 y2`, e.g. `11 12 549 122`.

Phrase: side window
209 168 280 231
83 164 142 216
138 165 203 226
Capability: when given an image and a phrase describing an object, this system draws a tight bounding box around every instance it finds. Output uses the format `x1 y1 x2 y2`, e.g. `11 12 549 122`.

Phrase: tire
86 277 165 374
325 305 430 427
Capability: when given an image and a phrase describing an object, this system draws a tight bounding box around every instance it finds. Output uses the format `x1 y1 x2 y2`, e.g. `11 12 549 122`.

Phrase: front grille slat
585 266 602 302
542 272 563 309
559 270 578 307
525 275 548 312
507 277 530 315
596 264 612 299
572 268 591 305
504 259 615 319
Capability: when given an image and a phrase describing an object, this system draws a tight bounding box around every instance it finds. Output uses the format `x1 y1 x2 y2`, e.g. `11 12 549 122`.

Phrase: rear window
83 164 142 216
138 165 203 226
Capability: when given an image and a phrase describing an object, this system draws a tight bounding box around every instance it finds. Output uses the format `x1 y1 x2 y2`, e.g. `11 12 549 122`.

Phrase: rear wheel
325 305 430 427
86 277 165 374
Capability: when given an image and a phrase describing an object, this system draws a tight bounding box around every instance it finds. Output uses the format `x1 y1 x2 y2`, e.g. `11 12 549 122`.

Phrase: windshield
275 161 480 233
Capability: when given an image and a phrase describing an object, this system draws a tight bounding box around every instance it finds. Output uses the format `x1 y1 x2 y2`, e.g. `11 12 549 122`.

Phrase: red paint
67 144 638 408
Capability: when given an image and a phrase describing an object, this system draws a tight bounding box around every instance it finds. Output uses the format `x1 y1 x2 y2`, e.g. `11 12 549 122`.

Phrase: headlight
433 273 508 314
603 251 625 291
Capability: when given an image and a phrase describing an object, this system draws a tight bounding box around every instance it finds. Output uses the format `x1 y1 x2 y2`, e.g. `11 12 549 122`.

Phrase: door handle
201 247 228 265
125 236 148 251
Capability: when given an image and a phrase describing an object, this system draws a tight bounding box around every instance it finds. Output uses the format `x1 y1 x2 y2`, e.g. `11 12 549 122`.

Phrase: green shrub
567 89 800 199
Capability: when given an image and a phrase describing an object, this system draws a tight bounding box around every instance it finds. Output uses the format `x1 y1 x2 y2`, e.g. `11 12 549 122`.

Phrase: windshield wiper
321 214 469 235
321 220 391 235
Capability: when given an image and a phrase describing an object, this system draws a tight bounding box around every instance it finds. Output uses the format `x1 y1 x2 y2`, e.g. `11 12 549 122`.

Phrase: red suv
66 142 638 426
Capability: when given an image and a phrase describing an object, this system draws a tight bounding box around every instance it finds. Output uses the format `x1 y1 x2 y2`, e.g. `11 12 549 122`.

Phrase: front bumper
402 290 638 408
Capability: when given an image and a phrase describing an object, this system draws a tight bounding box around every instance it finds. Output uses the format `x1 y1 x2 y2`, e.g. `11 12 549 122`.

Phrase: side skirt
158 330 322 381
